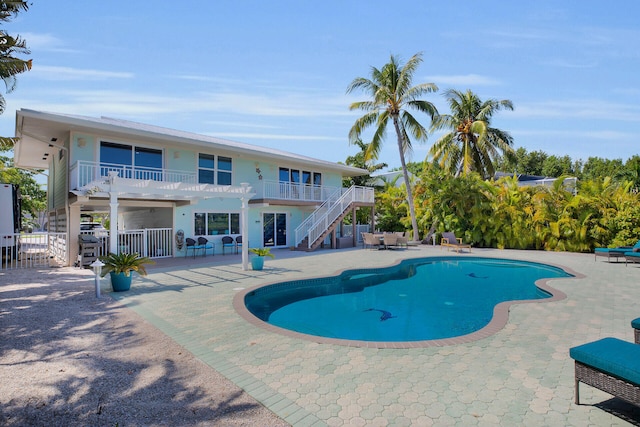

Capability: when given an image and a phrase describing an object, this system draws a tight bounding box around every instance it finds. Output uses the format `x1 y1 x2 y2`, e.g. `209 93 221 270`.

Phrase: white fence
80 228 174 259
1 232 67 270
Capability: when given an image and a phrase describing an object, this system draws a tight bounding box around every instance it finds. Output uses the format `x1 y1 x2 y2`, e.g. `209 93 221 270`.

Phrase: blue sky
2 1 639 171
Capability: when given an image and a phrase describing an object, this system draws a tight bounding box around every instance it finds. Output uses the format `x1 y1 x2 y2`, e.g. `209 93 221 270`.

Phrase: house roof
14 109 367 177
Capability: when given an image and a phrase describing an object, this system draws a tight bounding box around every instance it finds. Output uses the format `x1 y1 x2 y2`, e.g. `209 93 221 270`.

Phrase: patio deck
75 246 640 424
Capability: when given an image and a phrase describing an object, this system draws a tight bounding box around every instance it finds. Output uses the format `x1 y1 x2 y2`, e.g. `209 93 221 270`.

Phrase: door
263 213 287 247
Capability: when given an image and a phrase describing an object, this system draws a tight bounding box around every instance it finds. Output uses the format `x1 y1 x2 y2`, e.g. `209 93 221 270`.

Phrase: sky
1 1 639 173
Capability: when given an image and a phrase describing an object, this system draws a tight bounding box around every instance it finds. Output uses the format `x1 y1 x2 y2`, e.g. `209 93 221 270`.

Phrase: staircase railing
294 185 374 249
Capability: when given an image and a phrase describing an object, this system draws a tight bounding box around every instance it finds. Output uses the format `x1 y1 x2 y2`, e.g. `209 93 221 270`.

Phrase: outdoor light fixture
90 259 105 298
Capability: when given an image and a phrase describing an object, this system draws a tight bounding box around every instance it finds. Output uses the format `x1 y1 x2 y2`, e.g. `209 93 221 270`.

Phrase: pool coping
232 254 586 349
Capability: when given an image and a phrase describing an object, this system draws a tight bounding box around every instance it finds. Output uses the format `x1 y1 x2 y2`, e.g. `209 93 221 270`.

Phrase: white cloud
28 65 134 81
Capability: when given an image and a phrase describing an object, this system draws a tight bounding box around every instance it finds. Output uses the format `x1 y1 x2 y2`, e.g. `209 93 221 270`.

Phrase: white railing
70 160 197 189
80 228 173 259
261 180 340 202
1 232 67 270
295 185 374 249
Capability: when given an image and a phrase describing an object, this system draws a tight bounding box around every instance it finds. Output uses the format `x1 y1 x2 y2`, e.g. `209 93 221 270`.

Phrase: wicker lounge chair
569 319 640 407
595 240 640 262
440 232 471 253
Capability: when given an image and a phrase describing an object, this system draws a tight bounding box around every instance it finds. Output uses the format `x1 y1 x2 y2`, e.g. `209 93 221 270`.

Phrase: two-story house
13 109 374 269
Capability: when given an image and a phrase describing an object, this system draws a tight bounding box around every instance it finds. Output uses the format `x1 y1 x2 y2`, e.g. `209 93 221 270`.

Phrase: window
198 153 232 185
194 212 240 236
279 168 322 186
100 141 163 180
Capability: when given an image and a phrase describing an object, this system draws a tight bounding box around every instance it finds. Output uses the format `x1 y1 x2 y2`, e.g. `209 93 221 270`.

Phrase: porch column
240 183 250 271
108 171 119 254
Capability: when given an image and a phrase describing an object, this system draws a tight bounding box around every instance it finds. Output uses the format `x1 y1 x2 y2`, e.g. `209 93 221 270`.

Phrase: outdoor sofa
569 318 640 407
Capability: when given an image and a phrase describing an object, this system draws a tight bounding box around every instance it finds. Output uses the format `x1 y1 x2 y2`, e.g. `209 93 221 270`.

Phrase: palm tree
429 89 514 179
347 52 438 241
0 1 31 150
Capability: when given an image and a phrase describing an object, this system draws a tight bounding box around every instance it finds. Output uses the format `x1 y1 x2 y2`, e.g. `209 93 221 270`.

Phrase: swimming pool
238 257 574 347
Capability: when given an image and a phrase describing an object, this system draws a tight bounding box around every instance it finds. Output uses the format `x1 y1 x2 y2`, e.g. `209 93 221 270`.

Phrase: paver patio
111 245 640 426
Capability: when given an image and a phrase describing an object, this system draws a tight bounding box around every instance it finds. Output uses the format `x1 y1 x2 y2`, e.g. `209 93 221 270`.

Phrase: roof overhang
13 109 369 177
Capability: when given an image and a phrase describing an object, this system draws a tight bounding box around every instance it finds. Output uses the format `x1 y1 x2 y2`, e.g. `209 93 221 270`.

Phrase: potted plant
249 247 275 271
100 252 155 292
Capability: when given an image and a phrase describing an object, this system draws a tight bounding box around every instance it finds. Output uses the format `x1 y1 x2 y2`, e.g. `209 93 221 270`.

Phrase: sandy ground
0 266 289 426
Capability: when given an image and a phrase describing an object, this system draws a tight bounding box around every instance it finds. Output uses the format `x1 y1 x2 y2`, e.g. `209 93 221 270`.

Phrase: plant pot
110 271 132 292
251 256 265 271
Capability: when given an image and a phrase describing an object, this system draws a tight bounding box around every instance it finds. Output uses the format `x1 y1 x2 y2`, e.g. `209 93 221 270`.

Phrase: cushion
570 337 640 386
632 318 640 330
626 251 640 258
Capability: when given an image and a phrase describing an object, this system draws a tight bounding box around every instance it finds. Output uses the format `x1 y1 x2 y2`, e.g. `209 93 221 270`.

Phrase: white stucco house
13 109 374 269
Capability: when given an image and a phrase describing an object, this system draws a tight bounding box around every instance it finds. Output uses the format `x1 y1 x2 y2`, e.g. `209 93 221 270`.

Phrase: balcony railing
71 160 197 190
260 180 339 202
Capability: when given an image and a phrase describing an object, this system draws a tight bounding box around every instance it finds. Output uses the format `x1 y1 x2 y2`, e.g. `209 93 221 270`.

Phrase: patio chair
383 233 398 250
441 232 472 253
185 237 204 258
595 240 640 262
362 232 381 250
395 231 408 248
235 235 243 253
197 237 214 256
222 235 237 255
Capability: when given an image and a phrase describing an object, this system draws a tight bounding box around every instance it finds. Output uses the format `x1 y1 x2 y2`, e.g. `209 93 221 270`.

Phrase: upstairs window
199 154 232 185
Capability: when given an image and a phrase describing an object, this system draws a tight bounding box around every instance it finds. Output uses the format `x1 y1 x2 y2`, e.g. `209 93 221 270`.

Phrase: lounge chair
595 240 640 262
569 319 640 406
625 250 640 266
197 237 214 256
361 232 381 250
440 232 471 253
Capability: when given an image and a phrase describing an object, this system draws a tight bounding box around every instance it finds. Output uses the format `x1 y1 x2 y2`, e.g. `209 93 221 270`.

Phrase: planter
110 271 132 292
251 256 265 271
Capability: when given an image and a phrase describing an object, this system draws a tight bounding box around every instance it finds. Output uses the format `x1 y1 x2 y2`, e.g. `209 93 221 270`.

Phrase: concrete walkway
111 245 640 426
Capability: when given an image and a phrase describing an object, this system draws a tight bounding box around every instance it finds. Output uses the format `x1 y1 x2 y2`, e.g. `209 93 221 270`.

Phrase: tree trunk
392 116 420 241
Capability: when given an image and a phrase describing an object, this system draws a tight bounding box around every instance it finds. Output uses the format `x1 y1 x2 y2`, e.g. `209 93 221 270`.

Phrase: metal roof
14 109 367 177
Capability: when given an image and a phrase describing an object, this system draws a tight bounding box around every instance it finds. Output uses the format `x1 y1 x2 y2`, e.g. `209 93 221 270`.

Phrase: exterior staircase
294 185 374 251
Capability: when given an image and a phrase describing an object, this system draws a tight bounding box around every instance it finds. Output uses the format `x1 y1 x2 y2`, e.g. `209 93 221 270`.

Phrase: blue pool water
244 257 572 342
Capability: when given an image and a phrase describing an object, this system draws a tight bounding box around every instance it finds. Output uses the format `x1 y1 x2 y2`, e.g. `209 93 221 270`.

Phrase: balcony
257 180 341 204
70 161 344 204
71 160 197 190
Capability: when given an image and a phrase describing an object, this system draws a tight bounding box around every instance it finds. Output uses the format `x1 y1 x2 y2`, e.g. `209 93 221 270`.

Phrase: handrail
71 160 197 189
294 186 374 248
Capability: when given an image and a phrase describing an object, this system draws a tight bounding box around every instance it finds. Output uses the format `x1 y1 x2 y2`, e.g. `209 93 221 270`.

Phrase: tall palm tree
347 52 438 241
429 89 514 179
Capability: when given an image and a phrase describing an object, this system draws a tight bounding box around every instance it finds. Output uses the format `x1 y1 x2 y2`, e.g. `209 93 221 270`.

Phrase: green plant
249 247 275 258
99 252 155 277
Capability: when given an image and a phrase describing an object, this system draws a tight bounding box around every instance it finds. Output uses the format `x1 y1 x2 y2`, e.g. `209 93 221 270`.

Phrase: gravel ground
0 266 289 426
